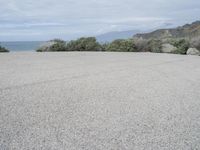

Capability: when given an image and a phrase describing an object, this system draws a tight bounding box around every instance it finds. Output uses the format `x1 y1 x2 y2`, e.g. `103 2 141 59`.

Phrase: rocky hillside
134 21 200 39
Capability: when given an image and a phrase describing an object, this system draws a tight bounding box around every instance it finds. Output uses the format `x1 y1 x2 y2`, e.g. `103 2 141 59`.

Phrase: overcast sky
0 0 200 41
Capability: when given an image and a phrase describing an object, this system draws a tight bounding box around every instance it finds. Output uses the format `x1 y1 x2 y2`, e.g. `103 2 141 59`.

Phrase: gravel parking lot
0 52 200 149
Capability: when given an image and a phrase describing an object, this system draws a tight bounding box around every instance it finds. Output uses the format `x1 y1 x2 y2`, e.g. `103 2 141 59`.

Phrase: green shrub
133 38 162 53
147 39 162 53
36 39 67 52
0 45 9 52
49 39 66 51
66 37 102 51
35 36 193 55
100 43 109 51
106 39 137 52
169 39 190 54
133 38 149 52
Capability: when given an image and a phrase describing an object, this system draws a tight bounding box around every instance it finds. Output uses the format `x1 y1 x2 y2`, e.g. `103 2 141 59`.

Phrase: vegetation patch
66 37 102 51
105 39 137 52
169 39 190 54
36 37 199 57
0 45 9 52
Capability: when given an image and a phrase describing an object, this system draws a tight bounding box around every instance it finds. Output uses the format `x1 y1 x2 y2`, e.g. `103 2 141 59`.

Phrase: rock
161 44 177 53
186 48 200 56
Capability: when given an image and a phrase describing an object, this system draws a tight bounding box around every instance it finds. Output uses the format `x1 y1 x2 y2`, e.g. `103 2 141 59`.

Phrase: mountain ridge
134 21 200 39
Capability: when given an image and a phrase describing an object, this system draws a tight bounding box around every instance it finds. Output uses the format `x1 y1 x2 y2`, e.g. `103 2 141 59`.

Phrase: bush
49 39 66 51
133 38 162 53
169 39 190 54
106 39 137 52
35 36 193 55
100 43 109 51
133 38 150 52
66 37 102 51
37 39 67 52
0 45 9 52
147 39 162 53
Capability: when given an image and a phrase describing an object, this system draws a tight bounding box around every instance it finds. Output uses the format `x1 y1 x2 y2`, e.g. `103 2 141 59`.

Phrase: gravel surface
0 52 200 150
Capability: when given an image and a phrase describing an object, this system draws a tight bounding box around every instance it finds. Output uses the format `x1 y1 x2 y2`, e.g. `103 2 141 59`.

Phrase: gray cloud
0 0 200 41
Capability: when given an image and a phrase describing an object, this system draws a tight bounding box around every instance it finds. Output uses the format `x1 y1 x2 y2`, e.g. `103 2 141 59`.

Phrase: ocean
0 41 45 52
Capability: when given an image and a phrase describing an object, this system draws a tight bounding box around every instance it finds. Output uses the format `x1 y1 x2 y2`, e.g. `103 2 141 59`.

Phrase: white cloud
0 0 200 40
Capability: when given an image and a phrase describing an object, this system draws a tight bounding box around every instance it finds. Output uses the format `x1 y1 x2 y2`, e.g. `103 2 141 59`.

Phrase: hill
134 21 200 40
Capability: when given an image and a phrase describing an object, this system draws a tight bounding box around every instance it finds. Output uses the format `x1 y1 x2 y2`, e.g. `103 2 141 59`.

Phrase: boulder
161 43 177 53
186 48 200 56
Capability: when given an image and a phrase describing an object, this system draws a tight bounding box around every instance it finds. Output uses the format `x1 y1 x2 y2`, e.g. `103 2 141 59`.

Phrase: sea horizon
0 41 45 52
